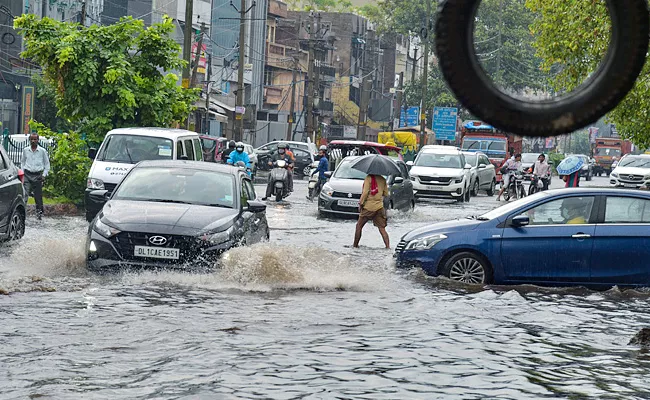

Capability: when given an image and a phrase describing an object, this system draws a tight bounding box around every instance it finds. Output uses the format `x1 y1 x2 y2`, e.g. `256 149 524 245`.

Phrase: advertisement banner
545 137 555 149
21 85 35 135
588 127 599 144
191 42 207 75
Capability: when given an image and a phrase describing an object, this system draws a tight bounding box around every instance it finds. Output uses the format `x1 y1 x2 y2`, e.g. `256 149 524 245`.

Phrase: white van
84 127 203 222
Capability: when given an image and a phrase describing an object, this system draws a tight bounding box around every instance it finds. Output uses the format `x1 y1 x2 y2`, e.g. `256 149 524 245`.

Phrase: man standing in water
21 133 50 220
353 174 390 249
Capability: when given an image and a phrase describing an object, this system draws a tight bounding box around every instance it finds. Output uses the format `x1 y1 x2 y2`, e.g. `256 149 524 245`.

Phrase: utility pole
418 0 431 151
286 57 298 141
357 28 374 140
305 12 316 142
495 0 504 84
190 22 206 88
182 0 194 89
395 71 404 128
411 47 418 84
41 0 47 18
80 0 87 26
235 0 246 141
204 53 212 134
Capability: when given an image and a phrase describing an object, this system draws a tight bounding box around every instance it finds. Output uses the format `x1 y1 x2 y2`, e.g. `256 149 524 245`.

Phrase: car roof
135 160 247 175
107 127 200 140
422 146 463 155
328 140 401 150
543 188 650 198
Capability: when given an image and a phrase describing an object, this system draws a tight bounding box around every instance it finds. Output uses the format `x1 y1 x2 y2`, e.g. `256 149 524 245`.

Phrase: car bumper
318 193 361 216
394 246 444 276
610 177 650 189
86 231 233 271
411 179 465 198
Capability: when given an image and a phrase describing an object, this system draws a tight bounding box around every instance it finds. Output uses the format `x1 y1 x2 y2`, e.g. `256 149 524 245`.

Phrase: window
268 113 279 122
183 140 195 160
193 139 203 161
517 197 595 226
176 141 184 159
257 111 268 121
292 148 309 160
0 152 7 170
244 179 256 200
479 155 490 166
604 197 650 223
97 134 174 163
398 163 409 178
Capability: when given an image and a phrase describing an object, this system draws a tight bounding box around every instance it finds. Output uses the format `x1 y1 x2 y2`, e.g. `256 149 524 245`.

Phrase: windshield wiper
124 142 134 164
149 199 193 204
205 203 232 208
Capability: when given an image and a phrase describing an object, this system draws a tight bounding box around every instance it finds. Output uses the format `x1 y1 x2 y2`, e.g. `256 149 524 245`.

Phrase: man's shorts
359 208 387 228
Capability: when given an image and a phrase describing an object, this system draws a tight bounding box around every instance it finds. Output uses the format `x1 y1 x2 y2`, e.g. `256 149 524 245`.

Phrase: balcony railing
266 42 308 70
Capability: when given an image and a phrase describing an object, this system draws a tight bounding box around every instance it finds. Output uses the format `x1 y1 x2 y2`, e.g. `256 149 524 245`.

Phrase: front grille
110 232 212 264
619 174 644 182
419 176 453 184
104 183 117 192
417 189 454 196
332 191 361 199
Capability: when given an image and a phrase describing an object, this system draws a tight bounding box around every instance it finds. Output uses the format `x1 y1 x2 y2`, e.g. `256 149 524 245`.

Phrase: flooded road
2 176 650 399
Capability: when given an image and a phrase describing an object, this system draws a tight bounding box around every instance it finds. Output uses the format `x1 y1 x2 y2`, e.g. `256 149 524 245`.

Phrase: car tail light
17 169 24 183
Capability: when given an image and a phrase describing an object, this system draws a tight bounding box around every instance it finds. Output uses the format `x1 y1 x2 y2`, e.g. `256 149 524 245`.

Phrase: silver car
318 156 415 217
462 151 497 196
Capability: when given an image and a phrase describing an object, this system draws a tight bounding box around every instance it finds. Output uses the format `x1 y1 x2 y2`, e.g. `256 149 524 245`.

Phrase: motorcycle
528 174 545 195
269 159 291 202
234 161 252 177
503 171 527 201
307 161 321 202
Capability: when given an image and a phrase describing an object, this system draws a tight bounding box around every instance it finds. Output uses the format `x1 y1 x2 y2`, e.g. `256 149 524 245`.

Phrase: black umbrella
350 154 401 177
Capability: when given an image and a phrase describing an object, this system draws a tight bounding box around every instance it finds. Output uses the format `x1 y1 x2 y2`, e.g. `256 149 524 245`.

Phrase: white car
462 151 497 196
610 154 650 188
407 146 473 202
243 143 258 173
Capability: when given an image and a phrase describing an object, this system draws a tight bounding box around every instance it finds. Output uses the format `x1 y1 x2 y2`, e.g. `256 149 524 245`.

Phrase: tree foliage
525 0 650 147
14 15 199 142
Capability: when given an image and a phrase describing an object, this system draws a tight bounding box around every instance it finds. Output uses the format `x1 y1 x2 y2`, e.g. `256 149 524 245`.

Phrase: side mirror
478 164 486 169
89 189 110 202
406 161 414 167
247 200 267 213
511 215 530 227
464 163 472 169
88 148 97 160
324 171 333 178
394 176 404 184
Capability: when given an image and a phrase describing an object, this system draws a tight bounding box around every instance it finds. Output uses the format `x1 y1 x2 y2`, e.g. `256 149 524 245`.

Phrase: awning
209 111 228 123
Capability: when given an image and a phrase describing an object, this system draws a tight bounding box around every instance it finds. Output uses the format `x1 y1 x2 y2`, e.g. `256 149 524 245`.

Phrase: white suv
610 154 650 188
408 146 473 202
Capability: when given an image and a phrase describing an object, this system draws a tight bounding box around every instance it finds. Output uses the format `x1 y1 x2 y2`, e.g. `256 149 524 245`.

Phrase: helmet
228 140 236 148
277 142 287 149
319 145 327 152
235 141 245 152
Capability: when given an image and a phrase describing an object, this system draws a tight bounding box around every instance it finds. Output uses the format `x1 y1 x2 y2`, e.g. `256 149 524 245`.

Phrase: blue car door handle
572 233 591 239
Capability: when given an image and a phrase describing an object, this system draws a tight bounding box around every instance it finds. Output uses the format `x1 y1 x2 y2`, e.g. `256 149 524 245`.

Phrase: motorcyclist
560 197 590 224
307 145 329 201
262 142 294 200
227 142 251 170
220 140 236 163
496 153 523 201
532 153 551 191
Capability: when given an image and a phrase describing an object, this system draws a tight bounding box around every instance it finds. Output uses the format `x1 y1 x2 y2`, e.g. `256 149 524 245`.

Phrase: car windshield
97 135 174 163
462 139 506 152
619 157 650 169
595 148 621 157
479 191 550 220
333 160 387 180
113 167 236 208
464 153 478 167
521 154 539 163
416 153 463 169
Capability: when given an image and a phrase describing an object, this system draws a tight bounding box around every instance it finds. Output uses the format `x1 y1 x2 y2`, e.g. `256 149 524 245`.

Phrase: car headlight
87 178 105 190
405 233 448 251
322 183 334 196
611 172 619 178
201 226 235 245
93 218 120 238
454 175 464 184
644 175 650 180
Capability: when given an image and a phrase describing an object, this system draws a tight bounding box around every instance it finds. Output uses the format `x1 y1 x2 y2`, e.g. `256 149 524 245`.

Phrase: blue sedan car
395 188 650 288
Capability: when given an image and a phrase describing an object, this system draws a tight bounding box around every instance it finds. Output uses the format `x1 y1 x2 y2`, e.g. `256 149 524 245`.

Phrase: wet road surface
3 176 650 399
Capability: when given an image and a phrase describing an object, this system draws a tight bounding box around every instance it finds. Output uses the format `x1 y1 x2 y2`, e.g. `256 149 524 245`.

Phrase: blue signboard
433 107 458 141
399 106 420 128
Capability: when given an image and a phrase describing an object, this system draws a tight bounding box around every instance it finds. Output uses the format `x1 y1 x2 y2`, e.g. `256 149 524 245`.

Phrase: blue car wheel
440 252 491 285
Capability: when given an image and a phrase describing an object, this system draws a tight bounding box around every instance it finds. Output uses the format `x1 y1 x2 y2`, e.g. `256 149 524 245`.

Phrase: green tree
14 15 199 142
525 0 650 147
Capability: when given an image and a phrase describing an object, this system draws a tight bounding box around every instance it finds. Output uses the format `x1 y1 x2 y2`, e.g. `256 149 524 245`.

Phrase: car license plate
624 183 638 188
134 246 180 260
338 199 359 207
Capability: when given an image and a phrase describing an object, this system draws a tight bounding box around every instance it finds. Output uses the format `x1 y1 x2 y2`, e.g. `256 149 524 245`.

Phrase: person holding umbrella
350 155 401 249
557 155 584 188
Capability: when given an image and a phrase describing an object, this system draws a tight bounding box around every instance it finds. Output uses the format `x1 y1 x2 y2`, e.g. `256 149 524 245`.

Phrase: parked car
567 154 594 181
243 144 258 174
395 188 650 288
610 154 650 188
327 140 403 171
257 144 315 177
0 144 25 242
318 156 415 217
462 151 496 196
85 128 203 222
407 146 472 202
86 160 269 271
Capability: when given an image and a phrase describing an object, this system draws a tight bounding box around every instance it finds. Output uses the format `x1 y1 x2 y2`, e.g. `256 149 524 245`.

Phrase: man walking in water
21 133 50 220
353 174 390 249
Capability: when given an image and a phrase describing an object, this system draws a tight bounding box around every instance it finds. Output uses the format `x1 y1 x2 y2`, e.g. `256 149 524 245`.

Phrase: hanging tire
435 0 649 137
440 252 491 284
486 179 496 196
7 207 25 241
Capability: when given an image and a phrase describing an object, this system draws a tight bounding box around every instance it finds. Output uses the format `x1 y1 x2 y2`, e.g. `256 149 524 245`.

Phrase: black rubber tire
7 207 25 241
275 190 282 202
471 179 479 196
435 0 649 137
440 251 492 284
486 179 495 196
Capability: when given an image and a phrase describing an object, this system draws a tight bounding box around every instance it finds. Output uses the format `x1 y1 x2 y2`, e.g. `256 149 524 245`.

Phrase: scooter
307 161 321 202
234 161 253 177
503 171 527 201
269 160 291 202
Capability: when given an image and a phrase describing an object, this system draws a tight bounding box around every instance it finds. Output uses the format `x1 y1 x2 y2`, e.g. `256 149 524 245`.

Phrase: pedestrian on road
563 170 580 188
21 133 50 220
353 174 390 249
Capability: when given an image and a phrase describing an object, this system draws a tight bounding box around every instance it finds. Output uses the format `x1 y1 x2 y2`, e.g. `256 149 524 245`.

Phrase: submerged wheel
441 252 491 284
8 207 25 241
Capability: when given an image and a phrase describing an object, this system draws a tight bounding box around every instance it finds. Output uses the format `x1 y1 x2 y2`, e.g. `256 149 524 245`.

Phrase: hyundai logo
149 236 167 246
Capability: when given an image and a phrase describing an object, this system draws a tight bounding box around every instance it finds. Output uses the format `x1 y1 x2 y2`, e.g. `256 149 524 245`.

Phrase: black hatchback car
86 160 269 270
0 144 25 242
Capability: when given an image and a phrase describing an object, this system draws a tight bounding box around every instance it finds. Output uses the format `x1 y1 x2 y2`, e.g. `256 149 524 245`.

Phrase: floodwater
2 177 650 399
